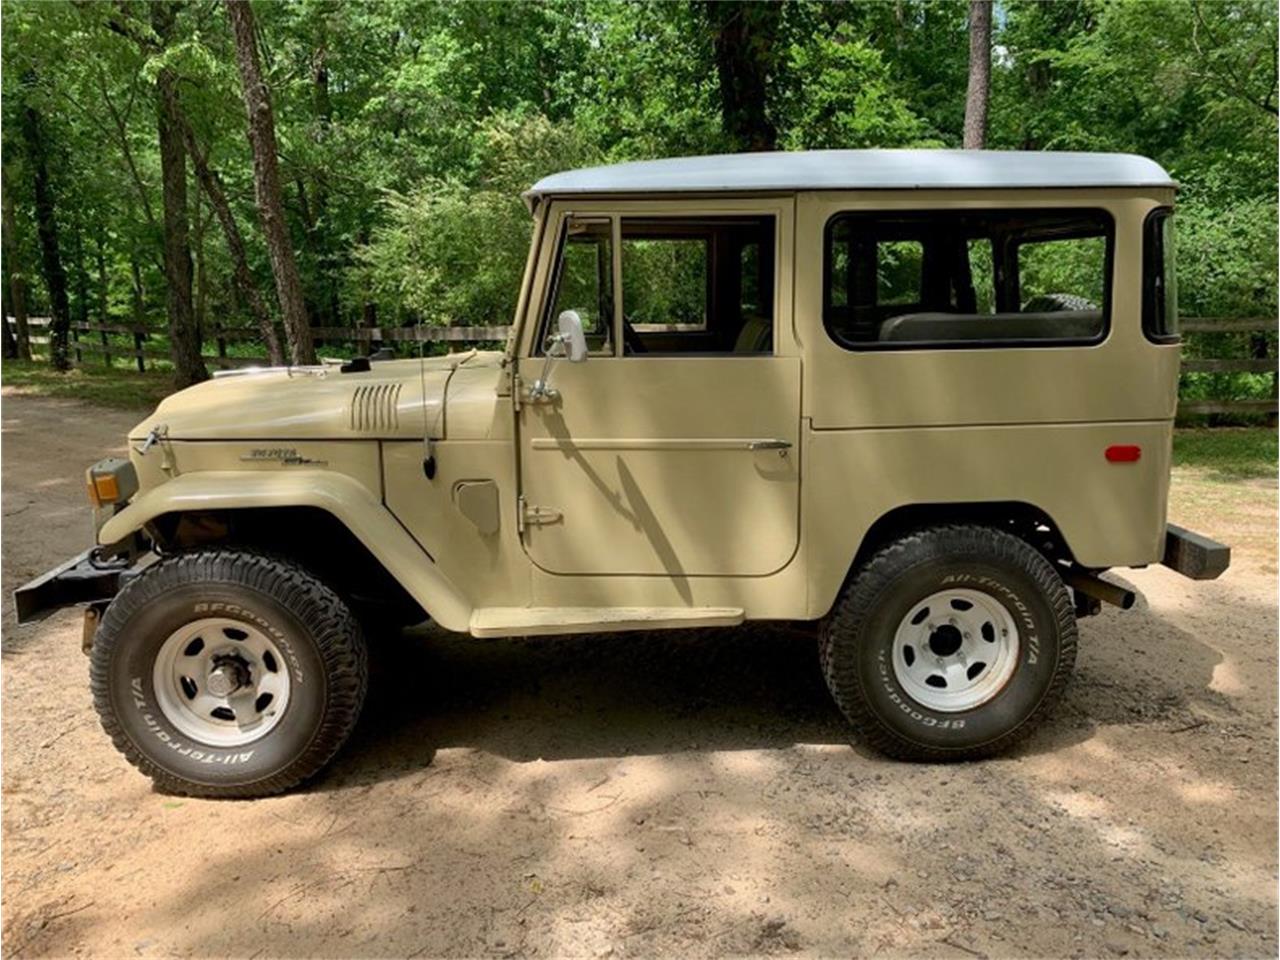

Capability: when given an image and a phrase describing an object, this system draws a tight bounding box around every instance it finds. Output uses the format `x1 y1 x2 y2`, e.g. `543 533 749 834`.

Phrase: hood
130 352 506 442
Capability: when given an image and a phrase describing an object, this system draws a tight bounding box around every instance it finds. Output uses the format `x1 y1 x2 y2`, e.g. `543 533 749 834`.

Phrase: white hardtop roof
525 149 1175 202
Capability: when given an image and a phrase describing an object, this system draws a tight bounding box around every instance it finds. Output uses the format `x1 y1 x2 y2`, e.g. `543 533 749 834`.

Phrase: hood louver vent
350 383 402 432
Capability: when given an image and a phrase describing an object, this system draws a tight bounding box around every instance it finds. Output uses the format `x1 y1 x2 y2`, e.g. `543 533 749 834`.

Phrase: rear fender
98 471 472 632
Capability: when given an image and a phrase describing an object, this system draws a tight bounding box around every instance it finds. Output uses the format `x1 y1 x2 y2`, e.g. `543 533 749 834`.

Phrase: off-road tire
90 549 368 798
820 525 1076 761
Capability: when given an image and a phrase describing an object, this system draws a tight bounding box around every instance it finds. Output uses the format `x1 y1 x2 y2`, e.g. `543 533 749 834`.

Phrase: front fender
98 470 472 632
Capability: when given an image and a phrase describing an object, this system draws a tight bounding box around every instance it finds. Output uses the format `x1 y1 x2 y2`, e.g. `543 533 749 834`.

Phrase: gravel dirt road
2 392 1276 958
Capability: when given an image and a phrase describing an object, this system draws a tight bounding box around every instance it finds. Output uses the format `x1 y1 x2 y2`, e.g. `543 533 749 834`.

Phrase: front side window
620 216 775 354
824 209 1113 349
1143 208 1178 342
536 214 778 356
541 217 614 355
622 235 709 331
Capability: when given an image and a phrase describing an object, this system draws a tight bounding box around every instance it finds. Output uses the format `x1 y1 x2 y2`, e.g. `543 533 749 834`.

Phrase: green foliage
1019 236 1107 308
1176 196 1278 318
357 113 600 327
778 23 934 149
622 237 708 326
1173 427 1278 480
1 357 173 409
0 0 1274 410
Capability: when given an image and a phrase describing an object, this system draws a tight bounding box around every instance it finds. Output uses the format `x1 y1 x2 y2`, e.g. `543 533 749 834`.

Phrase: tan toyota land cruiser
16 150 1230 798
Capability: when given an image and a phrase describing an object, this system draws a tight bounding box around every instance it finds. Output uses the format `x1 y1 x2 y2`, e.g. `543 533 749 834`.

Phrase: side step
469 606 745 638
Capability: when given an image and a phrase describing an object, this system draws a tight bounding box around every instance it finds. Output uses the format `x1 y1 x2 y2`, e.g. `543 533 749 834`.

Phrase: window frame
821 207 1116 352
535 214 620 357
616 214 779 357
1142 206 1180 345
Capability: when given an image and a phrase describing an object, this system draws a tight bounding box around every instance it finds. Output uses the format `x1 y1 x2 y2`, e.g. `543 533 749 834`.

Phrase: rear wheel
90 549 367 797
820 524 1076 760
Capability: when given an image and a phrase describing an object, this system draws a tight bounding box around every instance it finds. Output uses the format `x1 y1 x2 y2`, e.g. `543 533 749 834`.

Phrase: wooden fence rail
16 315 1278 418
1175 317 1276 418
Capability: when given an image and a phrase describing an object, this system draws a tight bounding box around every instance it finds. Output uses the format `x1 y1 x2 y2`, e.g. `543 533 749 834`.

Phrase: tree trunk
192 183 208 340
130 252 146 328
1 295 15 359
963 0 992 149
152 3 208 387
95 234 109 323
357 226 377 343
21 92 71 371
705 2 779 152
311 34 340 329
96 233 111 366
72 217 89 328
226 0 315 365
1 177 32 360
294 176 320 331
177 111 285 365
1 242 15 358
1250 332 1278 428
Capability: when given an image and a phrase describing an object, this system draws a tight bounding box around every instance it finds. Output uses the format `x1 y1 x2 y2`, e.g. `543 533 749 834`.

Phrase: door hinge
517 495 561 535
513 373 560 410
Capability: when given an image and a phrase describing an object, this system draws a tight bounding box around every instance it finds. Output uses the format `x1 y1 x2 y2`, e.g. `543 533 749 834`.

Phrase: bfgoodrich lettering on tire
90 549 368 798
820 524 1076 761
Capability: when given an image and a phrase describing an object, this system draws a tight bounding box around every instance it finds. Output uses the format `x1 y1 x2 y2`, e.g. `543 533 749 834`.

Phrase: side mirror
531 310 589 402
557 310 589 363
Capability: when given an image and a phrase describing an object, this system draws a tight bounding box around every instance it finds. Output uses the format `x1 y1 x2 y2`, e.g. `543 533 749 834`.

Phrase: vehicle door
516 201 801 578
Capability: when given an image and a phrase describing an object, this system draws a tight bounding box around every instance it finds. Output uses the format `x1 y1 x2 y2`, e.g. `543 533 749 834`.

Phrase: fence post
217 324 227 360
72 325 81 365
101 325 112 368
134 330 145 372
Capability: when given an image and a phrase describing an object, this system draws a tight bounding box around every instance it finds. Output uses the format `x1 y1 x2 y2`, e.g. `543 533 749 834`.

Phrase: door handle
747 439 792 451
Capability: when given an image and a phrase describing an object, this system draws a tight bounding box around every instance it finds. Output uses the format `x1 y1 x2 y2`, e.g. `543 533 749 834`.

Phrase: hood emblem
241 448 327 467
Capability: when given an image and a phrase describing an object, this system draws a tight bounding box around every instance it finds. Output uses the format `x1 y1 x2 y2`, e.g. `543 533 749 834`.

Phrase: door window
620 217 775 354
622 236 709 331
540 217 614 356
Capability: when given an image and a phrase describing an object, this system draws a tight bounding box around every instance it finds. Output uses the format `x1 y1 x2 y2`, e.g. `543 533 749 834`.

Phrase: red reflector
1105 445 1142 463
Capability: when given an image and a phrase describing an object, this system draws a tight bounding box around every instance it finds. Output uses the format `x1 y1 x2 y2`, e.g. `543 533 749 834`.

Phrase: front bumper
1161 523 1231 580
13 549 135 625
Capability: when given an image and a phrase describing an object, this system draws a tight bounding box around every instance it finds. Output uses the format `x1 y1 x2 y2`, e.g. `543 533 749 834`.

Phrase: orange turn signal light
90 473 122 505
85 458 137 507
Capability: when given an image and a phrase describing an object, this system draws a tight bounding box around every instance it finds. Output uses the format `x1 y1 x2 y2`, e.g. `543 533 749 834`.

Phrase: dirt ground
1 391 1276 959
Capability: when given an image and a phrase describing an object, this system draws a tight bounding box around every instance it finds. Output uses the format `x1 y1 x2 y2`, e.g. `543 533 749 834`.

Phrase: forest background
1 0 1275 414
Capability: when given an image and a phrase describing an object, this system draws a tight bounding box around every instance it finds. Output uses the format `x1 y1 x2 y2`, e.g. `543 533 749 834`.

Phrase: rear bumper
13 549 134 625
1161 523 1231 580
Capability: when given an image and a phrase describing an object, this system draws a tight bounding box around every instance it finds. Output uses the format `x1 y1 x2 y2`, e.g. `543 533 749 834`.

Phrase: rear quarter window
823 208 1114 350
1143 207 1179 343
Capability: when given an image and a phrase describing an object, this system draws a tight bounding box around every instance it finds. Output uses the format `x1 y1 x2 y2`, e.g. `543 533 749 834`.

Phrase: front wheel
90 549 368 797
820 524 1076 761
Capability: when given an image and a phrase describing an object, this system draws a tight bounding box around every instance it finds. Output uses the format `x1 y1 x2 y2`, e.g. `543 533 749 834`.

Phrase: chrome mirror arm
531 333 568 400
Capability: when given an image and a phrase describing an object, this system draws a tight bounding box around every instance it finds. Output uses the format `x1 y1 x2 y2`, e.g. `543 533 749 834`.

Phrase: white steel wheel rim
891 588 1020 713
152 617 292 747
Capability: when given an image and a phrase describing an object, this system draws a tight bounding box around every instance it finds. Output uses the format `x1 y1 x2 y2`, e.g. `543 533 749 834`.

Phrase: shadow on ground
321 594 1230 792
